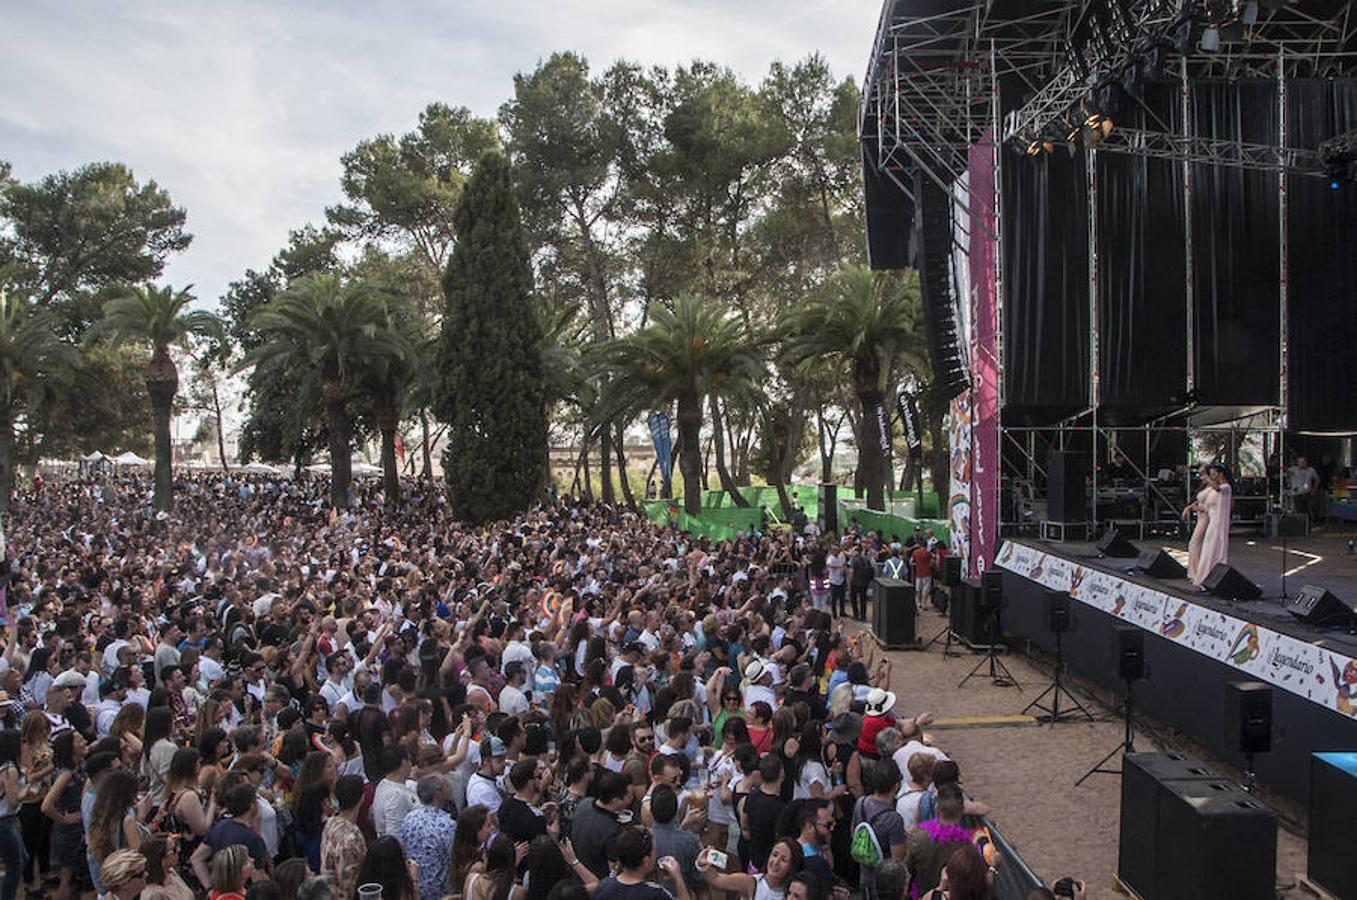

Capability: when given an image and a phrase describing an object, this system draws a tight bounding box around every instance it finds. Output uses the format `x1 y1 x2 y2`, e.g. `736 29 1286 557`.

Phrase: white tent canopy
351 462 382 476
306 460 382 476
241 462 282 475
80 451 106 463
111 451 151 466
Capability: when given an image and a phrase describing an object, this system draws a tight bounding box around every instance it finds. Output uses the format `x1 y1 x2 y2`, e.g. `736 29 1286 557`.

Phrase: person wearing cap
740 659 777 711
94 677 127 738
466 736 508 813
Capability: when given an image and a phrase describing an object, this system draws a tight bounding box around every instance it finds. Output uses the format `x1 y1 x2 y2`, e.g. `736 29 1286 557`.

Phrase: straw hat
865 687 898 717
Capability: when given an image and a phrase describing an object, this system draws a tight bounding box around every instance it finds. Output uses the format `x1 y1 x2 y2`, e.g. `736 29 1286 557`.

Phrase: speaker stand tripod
959 608 1019 689
923 588 960 658
1077 678 1136 785
1021 629 1094 725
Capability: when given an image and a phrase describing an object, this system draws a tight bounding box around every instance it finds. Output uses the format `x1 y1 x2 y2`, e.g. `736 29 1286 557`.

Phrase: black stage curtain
1002 149 1090 420
1098 83 1187 418
1286 79 1357 432
1191 81 1281 405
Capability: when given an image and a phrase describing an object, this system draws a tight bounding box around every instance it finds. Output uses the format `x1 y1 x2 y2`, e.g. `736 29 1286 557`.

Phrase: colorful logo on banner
996 540 1357 720
647 411 674 493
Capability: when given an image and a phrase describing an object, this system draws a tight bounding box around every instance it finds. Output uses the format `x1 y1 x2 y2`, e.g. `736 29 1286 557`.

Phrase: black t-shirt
498 795 548 845
786 688 826 723
743 789 787 870
593 876 674 900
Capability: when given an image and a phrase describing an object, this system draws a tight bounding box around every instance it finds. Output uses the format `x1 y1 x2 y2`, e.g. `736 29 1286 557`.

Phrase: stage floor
1024 531 1357 656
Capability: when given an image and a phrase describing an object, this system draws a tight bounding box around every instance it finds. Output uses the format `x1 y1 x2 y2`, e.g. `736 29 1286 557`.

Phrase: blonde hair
99 848 146 890
210 843 249 893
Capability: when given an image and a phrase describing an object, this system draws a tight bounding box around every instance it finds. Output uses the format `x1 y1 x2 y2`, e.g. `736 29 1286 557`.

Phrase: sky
1 0 883 310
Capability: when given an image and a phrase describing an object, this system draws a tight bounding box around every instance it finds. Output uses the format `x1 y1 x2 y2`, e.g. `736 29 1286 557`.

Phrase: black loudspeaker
872 576 916 648
1155 779 1276 900
1119 753 1221 897
942 555 962 588
1137 548 1188 579
820 483 838 535
1203 564 1263 601
951 580 993 647
1309 752 1357 900
1283 584 1357 627
1096 529 1139 558
1047 450 1088 523
1114 625 1146 681
914 171 969 403
862 145 913 270
979 569 1004 614
1224 681 1272 755
1044 589 1071 633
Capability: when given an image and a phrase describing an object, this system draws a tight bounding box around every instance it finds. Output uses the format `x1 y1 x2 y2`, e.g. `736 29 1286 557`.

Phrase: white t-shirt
793 761 830 800
372 777 417 837
706 751 740 825
743 683 778 710
501 641 534 675
891 741 949 784
827 553 846 586
498 684 530 717
198 656 225 687
466 772 503 813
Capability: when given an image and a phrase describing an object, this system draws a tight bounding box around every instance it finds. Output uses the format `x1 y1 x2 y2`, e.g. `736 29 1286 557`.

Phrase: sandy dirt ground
848 609 1313 899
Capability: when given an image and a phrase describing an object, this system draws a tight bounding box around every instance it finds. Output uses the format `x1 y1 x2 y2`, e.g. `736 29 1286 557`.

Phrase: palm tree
243 274 403 508
596 295 765 516
782 265 927 512
357 302 424 506
0 280 76 513
91 284 224 511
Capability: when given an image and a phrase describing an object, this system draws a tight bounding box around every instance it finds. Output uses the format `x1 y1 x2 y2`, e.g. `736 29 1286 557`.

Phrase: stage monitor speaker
1203 564 1263 601
1137 548 1187 580
862 145 912 270
914 171 969 402
1047 450 1088 523
1283 585 1357 628
1309 752 1357 900
871 576 916 648
942 555 962 588
820 483 838 534
1114 625 1146 681
1096 529 1139 558
1043 589 1071 633
1119 753 1221 898
1154 779 1276 900
1224 681 1272 755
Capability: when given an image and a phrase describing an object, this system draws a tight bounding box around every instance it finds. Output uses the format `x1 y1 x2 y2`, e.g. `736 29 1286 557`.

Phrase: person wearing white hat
740 659 777 710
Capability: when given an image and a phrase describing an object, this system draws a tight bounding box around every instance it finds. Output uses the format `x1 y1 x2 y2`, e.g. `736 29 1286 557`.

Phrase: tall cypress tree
437 152 547 522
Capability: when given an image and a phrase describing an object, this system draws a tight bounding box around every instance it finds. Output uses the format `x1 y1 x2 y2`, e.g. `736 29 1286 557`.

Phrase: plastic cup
358 884 383 900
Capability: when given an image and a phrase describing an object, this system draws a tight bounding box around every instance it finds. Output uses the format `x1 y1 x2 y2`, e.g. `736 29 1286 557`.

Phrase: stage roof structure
861 0 1357 212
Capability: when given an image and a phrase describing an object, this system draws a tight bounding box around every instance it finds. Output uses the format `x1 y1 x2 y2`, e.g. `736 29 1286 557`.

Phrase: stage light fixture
1240 0 1259 25
1082 114 1114 145
1200 26 1221 50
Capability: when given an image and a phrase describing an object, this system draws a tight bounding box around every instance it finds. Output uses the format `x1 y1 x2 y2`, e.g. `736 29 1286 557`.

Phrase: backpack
850 799 891 867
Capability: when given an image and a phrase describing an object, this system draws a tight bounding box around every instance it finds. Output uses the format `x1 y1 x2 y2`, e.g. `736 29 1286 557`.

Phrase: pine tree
437 152 547 522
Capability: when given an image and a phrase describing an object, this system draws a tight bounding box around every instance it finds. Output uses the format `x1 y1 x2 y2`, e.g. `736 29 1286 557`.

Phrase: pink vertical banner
968 132 1000 578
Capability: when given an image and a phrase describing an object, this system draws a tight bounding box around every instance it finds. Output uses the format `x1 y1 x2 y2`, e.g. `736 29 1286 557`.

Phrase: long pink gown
1188 484 1232 586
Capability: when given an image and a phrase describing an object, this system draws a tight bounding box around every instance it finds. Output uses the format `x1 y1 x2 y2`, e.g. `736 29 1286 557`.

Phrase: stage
993 533 1357 803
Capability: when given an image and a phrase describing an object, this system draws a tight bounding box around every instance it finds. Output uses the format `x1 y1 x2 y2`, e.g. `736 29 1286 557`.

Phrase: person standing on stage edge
1184 463 1233 589
1288 455 1320 524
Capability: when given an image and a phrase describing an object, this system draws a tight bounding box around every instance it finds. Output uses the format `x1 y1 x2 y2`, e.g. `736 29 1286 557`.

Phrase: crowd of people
0 472 1081 900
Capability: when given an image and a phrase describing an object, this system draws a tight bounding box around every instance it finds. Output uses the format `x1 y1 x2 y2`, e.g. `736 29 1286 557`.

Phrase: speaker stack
913 171 969 404
1283 585 1357 628
1309 752 1357 899
1043 450 1089 542
872 576 917 649
1203 563 1263 601
1118 752 1277 900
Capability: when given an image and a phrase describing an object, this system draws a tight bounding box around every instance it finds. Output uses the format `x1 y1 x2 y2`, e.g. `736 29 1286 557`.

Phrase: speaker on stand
959 571 1020 689
1021 590 1094 724
1224 681 1272 792
1078 626 1146 785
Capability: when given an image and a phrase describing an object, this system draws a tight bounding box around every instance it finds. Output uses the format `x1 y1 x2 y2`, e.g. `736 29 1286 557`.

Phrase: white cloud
1 0 880 307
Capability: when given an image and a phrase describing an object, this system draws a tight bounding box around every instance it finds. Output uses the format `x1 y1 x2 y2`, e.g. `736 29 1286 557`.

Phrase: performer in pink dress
1184 464 1233 587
